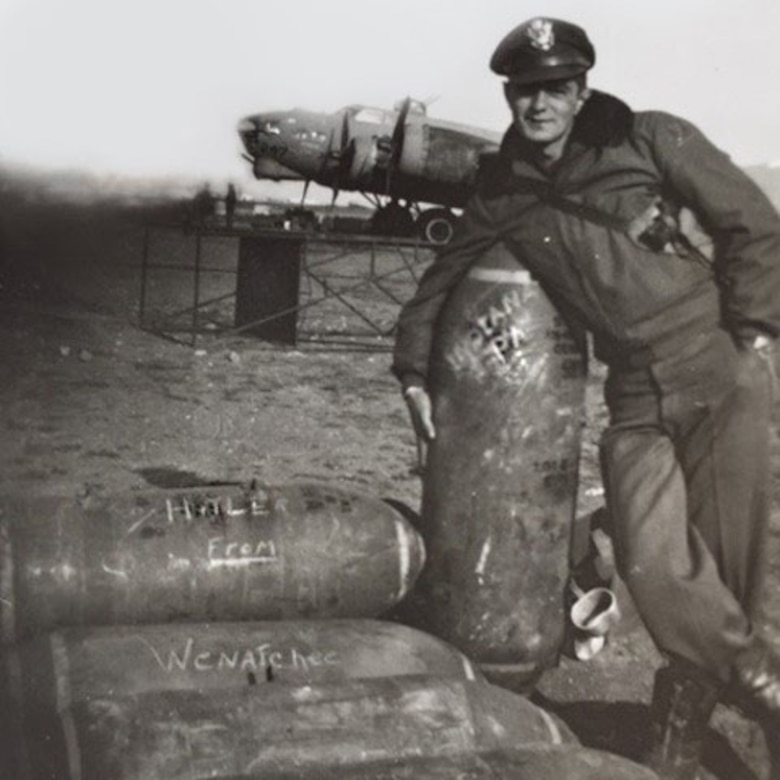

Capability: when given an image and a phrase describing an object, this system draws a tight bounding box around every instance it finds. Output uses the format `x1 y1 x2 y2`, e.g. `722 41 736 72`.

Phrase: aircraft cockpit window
261 121 282 135
352 108 387 125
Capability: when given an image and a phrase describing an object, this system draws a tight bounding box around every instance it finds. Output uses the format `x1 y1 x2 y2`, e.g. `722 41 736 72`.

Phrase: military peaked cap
490 18 595 83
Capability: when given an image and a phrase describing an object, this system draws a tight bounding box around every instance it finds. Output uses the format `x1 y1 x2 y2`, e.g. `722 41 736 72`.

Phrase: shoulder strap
496 177 711 268
508 177 629 231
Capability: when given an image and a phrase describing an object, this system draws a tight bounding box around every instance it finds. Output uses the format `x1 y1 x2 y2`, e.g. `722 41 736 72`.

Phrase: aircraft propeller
300 179 311 206
326 109 355 204
383 96 411 196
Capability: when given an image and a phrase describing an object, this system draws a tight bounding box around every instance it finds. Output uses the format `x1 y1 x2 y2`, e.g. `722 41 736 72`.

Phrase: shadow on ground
533 695 760 780
135 465 244 488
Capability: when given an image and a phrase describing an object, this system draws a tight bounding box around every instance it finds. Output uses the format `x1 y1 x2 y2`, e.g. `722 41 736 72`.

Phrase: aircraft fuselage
238 104 502 208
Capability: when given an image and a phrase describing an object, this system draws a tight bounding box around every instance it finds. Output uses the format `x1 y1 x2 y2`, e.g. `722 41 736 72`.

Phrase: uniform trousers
599 329 775 683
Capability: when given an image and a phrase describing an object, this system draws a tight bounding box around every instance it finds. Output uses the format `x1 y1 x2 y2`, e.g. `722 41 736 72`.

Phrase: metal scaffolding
138 224 435 349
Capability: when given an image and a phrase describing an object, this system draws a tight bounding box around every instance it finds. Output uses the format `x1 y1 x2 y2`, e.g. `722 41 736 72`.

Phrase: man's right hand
402 385 435 474
403 385 436 442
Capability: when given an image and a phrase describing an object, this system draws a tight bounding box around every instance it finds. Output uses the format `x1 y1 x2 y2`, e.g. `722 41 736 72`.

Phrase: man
392 17 780 780
225 182 238 229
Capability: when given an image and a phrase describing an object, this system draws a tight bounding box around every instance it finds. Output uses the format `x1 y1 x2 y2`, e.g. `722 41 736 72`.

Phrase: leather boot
730 636 780 780
732 635 780 715
761 720 780 780
646 663 721 780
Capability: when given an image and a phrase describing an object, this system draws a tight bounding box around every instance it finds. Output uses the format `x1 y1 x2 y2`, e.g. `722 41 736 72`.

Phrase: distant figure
193 184 213 228
225 183 238 229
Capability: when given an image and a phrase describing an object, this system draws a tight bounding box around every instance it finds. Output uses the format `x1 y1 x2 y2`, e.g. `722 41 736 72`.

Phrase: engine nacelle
397 122 482 186
348 135 392 189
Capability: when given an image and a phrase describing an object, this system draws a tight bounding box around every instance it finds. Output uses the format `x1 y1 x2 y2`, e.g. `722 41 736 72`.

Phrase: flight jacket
392 91 780 386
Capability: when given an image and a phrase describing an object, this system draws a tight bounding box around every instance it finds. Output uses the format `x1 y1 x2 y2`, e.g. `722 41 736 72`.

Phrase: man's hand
403 386 436 442
403 385 435 474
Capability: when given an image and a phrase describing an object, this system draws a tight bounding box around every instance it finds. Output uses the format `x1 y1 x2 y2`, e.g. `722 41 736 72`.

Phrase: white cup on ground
569 584 621 661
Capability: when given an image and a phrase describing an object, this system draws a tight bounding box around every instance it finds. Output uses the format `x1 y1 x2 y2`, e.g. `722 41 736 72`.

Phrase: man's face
503 77 589 149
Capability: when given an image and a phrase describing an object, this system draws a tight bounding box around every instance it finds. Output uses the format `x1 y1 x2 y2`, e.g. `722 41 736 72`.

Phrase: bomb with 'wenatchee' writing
0 481 425 643
1 619 481 711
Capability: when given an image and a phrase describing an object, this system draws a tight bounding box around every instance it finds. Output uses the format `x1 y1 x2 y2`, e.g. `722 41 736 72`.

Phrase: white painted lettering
144 636 194 672
143 637 342 675
256 644 272 669
240 650 258 671
255 540 277 557
217 651 239 670
194 652 215 671
225 497 246 517
308 651 323 667
207 537 278 568
163 497 194 522
249 489 270 515
291 647 309 671
269 651 283 668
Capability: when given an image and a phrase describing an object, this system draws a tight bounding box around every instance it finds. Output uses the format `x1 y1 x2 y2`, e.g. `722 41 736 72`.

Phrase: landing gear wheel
371 203 415 238
417 208 457 245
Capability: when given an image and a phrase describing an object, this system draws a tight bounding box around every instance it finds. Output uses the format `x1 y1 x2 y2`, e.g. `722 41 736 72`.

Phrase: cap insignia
526 18 555 51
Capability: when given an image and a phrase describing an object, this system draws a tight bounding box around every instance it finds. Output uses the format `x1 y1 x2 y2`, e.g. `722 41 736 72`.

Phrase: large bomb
2 675 575 779
1 619 480 708
0 481 425 643
410 243 587 688
268 746 658 779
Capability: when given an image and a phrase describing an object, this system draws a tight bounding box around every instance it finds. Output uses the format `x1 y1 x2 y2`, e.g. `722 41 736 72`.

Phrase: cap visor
505 63 589 85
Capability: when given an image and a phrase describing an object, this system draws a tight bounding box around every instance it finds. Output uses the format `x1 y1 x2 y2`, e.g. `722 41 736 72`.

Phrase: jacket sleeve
391 194 499 384
646 112 780 340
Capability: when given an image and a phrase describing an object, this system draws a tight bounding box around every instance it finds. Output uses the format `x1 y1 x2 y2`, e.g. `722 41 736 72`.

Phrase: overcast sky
1 0 779 185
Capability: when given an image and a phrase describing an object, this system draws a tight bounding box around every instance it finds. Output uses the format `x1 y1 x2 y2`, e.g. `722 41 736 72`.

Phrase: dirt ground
2 197 779 778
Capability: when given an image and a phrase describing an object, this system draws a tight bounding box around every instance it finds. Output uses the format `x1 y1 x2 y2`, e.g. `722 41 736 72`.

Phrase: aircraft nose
238 113 288 154
237 117 256 135
237 116 259 154
254 114 285 137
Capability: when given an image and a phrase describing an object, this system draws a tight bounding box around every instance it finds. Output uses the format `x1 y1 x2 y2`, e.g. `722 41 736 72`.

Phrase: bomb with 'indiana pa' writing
408 242 587 689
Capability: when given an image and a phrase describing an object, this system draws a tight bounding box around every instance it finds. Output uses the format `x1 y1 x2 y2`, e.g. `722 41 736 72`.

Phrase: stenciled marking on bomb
448 291 584 385
533 457 577 493
449 289 529 376
137 635 341 675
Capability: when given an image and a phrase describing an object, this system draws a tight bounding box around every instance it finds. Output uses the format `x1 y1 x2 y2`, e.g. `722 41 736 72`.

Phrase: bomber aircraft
237 98 502 244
